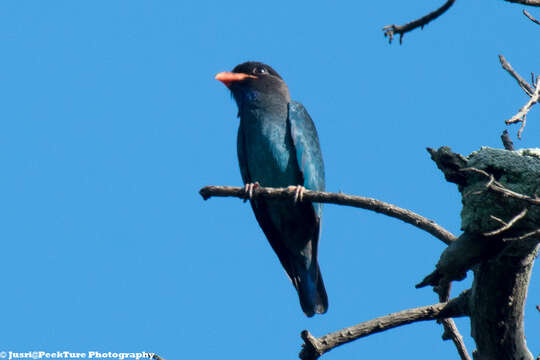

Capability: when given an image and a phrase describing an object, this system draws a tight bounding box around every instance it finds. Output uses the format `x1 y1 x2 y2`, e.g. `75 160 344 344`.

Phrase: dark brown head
215 61 290 113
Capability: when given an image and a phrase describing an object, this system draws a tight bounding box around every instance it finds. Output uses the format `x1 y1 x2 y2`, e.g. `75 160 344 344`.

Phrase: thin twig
463 173 495 198
499 55 535 96
489 215 508 227
382 0 456 44
436 284 472 360
499 55 539 139
459 168 540 205
517 118 528 140
484 208 529 236
506 76 540 139
523 9 540 24
503 229 540 241
199 185 457 245
439 318 472 360
299 291 470 360
504 0 540 5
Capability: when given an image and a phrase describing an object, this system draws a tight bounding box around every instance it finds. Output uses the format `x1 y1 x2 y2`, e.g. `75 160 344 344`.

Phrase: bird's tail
295 261 328 317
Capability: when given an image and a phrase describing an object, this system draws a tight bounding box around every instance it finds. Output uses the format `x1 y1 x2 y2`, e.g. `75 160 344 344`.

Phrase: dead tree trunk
420 146 539 360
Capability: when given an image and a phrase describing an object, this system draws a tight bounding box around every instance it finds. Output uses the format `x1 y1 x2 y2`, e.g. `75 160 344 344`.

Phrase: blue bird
215 61 327 317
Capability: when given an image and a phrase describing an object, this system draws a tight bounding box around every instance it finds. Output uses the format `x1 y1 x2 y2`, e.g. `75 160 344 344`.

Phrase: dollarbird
215 61 327 317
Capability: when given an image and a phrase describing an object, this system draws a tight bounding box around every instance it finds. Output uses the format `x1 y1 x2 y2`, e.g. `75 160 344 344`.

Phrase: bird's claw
288 185 306 203
243 182 259 202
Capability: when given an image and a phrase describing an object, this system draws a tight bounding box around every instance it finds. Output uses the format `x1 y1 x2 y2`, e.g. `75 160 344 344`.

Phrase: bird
215 61 327 317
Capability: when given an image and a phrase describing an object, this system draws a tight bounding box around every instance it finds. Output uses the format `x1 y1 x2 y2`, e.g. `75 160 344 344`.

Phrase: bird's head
215 61 290 113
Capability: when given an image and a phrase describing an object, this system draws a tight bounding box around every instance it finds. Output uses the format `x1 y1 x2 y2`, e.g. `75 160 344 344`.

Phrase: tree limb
199 185 456 245
505 75 540 139
436 284 472 360
484 207 529 236
382 0 456 44
460 167 540 206
504 228 540 241
523 9 540 24
299 291 470 360
504 0 540 6
439 318 471 360
499 55 535 96
498 55 539 139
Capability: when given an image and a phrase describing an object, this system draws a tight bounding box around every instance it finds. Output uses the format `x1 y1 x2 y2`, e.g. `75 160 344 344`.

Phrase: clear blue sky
0 1 538 359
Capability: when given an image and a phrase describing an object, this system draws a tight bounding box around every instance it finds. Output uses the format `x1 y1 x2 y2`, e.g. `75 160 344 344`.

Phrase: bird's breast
240 108 300 188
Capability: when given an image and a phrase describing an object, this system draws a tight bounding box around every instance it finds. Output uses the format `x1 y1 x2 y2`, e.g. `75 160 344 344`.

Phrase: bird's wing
237 121 301 288
287 101 325 215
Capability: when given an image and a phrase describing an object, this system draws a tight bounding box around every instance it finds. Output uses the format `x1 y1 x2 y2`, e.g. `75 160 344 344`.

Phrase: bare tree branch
199 185 457 245
299 291 470 360
516 117 528 140
504 0 540 6
499 55 539 139
484 208 529 236
504 228 540 241
439 318 472 360
435 283 472 360
381 2 538 44
382 0 456 44
499 55 535 96
505 75 540 139
523 9 540 24
459 168 540 206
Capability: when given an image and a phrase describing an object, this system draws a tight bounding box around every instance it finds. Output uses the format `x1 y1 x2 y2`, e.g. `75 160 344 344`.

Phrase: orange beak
215 72 257 87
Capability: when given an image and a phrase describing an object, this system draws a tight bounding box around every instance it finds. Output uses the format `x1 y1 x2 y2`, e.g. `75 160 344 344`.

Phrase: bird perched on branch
215 61 327 317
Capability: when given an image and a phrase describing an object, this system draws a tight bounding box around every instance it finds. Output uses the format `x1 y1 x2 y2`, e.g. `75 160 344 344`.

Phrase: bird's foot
243 182 259 202
287 185 306 203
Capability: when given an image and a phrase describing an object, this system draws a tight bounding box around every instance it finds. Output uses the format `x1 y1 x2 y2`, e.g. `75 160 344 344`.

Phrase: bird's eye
253 67 268 75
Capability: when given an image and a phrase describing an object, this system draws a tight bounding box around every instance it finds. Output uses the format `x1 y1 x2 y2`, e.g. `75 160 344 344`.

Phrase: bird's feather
288 101 325 216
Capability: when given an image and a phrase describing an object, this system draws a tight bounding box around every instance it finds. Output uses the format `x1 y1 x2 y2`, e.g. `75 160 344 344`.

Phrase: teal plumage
216 62 327 317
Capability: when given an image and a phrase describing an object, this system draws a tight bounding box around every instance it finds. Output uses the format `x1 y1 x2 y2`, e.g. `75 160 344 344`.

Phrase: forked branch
505 75 540 139
460 168 540 206
299 291 470 360
499 55 539 139
439 318 471 360
436 284 472 360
